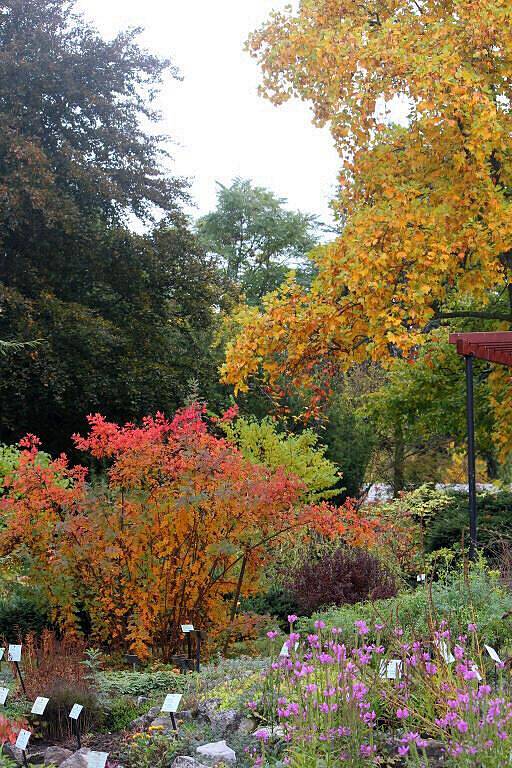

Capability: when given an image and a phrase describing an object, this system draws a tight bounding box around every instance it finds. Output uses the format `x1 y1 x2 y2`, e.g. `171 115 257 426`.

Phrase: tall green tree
196 178 318 304
0 0 226 453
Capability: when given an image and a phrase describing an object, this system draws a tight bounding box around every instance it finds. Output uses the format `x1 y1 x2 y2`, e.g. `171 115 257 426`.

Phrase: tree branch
435 310 512 322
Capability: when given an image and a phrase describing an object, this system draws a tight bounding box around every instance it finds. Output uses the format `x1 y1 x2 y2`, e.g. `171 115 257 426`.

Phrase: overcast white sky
76 0 339 227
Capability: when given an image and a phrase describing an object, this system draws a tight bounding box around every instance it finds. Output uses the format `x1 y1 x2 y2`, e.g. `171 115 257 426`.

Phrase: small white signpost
438 640 455 664
0 687 8 706
31 697 49 716
181 624 194 633
16 728 31 766
86 751 108 768
161 693 182 713
69 703 83 720
485 644 502 664
8 645 22 662
379 659 402 679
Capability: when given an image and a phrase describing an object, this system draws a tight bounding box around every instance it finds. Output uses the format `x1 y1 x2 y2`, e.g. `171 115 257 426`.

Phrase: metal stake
465 354 477 560
74 717 81 750
195 631 201 673
14 661 27 697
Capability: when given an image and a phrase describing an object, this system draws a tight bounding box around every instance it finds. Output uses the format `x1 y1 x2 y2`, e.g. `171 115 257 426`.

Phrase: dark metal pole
465 354 477 559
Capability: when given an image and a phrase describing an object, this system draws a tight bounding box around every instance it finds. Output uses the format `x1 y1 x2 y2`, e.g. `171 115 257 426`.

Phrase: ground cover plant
249 614 512 767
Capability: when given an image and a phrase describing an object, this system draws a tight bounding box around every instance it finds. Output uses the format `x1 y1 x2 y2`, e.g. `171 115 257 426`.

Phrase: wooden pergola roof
449 331 512 367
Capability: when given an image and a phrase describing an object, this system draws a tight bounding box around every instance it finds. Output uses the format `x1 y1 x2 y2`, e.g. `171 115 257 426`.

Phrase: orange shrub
1 405 375 658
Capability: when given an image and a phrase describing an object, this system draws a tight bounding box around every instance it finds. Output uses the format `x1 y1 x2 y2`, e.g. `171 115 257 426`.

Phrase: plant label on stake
86 751 108 768
379 659 402 680
69 704 83 720
181 624 194 663
279 641 299 658
485 644 502 664
8 645 27 696
438 640 455 664
31 697 49 716
8 645 21 662
0 687 8 705
161 693 182 713
69 703 83 749
161 693 182 731
15 729 31 767
417 574 426 583
0 648 4 662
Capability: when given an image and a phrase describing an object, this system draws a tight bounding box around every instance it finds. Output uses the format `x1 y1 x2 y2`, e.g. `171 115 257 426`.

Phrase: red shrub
286 547 398 615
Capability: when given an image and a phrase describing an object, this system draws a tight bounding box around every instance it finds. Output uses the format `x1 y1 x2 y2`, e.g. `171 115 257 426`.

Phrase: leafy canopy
222 0 512 395
220 414 341 502
196 178 318 304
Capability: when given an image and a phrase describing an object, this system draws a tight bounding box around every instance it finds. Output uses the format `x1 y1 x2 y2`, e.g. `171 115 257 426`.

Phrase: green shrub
33 680 102 741
425 490 512 553
240 587 299 628
103 696 141 732
298 564 512 651
97 669 187 697
0 592 50 639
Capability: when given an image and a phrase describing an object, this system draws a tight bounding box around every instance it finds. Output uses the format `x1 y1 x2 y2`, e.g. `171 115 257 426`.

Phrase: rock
147 705 161 719
136 695 149 706
235 716 257 736
128 714 149 731
208 709 242 737
196 698 221 722
2 744 24 766
172 758 209 768
196 740 236 764
0 745 45 766
59 748 97 768
44 747 73 766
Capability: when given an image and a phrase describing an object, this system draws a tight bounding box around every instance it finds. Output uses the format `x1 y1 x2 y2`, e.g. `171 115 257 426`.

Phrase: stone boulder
196 740 236 764
44 747 73 766
59 749 98 768
172 758 209 768
208 709 243 738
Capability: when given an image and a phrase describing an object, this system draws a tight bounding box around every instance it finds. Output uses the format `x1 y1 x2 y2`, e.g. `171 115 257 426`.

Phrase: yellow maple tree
222 0 512 409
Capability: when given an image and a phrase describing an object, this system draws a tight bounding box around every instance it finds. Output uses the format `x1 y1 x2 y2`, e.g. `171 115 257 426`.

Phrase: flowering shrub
251 617 512 766
286 547 397 615
0 405 371 658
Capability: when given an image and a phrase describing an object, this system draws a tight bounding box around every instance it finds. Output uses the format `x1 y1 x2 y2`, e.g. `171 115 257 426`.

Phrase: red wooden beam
449 332 512 367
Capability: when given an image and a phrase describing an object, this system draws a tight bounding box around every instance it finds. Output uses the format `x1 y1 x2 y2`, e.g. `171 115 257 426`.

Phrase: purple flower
314 620 326 630
397 707 409 719
267 630 278 640
355 619 369 636
288 614 298 624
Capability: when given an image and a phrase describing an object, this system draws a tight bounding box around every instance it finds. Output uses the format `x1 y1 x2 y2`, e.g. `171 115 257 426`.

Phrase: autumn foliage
0 405 374 658
222 0 512 429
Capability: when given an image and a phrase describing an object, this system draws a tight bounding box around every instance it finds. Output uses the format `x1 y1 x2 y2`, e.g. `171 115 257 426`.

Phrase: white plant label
0 687 8 705
161 693 182 713
86 751 108 768
438 640 455 664
416 573 426 582
380 659 402 679
485 644 502 664
8 644 22 662
279 641 299 658
31 697 49 715
69 703 83 720
15 729 31 750
0 648 4 661
181 624 194 633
